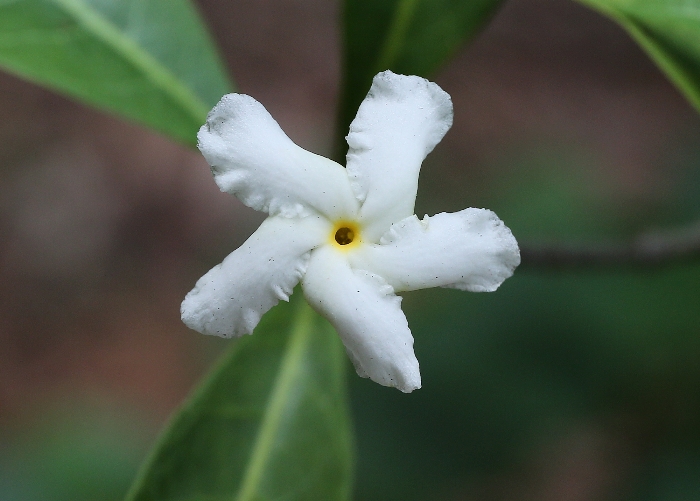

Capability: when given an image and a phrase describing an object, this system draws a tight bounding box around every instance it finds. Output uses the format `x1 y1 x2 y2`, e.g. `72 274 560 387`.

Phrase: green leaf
0 0 232 146
576 0 700 114
125 293 353 501
339 0 504 140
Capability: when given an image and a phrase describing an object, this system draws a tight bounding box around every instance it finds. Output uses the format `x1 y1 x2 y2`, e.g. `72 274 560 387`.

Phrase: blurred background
1 0 700 500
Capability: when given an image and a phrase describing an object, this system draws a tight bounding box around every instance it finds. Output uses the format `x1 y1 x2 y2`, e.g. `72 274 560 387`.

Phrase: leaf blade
576 0 700 113
0 0 232 145
125 294 353 501
339 0 504 140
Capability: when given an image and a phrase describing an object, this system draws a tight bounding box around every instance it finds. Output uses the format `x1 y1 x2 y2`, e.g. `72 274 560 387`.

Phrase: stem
520 221 700 268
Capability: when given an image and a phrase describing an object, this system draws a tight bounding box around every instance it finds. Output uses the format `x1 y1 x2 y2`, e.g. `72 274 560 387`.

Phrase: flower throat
334 227 354 245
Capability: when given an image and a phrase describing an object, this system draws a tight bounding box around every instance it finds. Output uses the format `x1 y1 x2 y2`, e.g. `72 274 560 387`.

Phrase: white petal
182 215 330 338
348 208 520 292
302 246 420 392
345 71 453 241
198 94 359 220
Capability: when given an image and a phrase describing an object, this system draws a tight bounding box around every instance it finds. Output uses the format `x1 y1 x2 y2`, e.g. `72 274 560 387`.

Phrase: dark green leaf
339 0 503 143
125 293 353 501
576 0 700 113
0 0 232 146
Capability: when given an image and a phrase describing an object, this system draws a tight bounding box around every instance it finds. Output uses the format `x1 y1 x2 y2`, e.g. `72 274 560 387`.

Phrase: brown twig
519 221 700 268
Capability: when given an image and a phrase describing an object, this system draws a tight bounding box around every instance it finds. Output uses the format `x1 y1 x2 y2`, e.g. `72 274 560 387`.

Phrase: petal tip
197 93 259 147
397 374 422 393
370 70 454 137
460 208 521 291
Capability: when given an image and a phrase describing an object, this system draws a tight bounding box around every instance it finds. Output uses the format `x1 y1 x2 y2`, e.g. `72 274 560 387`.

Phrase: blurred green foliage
352 149 700 499
0 403 147 501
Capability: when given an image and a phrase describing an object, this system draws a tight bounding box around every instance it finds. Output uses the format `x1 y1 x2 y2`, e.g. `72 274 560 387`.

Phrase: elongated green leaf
0 0 232 145
339 0 503 139
576 0 700 113
125 293 353 501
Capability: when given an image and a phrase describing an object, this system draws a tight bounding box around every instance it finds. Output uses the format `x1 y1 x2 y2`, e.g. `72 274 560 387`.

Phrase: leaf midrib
235 300 315 501
51 0 210 122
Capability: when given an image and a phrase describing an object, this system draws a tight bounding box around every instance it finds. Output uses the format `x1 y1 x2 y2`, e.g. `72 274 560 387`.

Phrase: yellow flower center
330 221 361 250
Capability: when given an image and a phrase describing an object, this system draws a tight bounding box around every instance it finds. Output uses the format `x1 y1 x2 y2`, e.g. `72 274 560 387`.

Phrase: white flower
181 71 520 393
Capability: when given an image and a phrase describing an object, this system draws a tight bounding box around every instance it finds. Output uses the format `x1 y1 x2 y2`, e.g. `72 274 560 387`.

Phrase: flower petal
198 94 359 220
182 215 330 338
346 71 453 241
348 208 520 293
302 246 420 392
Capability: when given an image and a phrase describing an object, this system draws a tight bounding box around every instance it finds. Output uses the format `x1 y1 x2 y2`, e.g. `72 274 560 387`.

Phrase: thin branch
519 221 700 268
